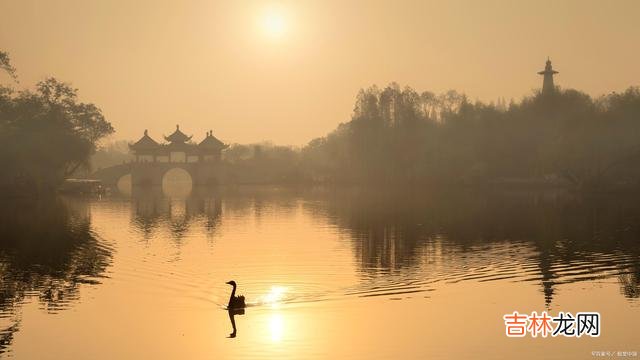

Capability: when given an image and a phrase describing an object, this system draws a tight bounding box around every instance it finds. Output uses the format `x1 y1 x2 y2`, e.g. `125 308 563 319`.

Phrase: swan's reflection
227 308 244 338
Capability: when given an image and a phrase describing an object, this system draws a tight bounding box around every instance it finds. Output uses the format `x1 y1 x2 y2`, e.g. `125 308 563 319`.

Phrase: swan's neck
228 284 237 304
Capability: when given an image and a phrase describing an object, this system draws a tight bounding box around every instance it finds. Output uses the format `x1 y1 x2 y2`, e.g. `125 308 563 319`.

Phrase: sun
260 7 287 39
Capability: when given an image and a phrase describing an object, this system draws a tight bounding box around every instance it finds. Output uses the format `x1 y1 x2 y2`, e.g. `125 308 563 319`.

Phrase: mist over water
0 185 638 359
2 2 640 358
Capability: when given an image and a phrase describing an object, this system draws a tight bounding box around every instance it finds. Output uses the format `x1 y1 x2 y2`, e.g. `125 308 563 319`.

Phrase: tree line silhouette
219 83 640 190
3 49 640 192
300 83 640 189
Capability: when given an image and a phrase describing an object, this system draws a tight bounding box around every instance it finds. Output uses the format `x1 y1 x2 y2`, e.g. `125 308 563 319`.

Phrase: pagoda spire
538 57 559 95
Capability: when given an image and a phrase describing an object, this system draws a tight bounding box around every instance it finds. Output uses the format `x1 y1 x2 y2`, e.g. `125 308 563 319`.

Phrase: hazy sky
1 0 639 145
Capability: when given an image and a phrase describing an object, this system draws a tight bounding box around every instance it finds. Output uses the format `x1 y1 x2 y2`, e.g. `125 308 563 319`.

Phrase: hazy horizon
2 3 640 358
1 0 639 145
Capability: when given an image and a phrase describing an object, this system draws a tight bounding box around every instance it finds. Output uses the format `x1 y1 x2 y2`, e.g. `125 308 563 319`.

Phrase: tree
0 51 18 82
0 51 113 195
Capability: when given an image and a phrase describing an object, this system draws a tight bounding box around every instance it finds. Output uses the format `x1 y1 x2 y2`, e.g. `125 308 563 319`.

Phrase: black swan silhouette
226 280 246 310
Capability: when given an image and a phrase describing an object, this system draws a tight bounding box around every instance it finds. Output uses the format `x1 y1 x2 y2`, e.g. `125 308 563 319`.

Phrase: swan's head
226 280 237 286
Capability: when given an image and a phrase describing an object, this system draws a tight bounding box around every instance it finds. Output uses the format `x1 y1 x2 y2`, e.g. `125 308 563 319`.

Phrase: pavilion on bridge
129 125 228 163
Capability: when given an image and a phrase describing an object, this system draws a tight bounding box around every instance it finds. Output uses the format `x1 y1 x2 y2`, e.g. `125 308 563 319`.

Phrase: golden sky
1 0 639 145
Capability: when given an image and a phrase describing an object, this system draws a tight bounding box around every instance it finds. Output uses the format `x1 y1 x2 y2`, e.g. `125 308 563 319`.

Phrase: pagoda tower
538 58 559 95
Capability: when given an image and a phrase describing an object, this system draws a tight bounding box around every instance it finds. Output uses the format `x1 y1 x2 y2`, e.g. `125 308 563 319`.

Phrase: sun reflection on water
262 286 287 308
268 313 284 343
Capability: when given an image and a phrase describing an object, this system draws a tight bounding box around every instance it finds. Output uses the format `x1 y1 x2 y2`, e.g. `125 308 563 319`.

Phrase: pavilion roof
129 130 160 150
164 125 192 143
198 130 228 150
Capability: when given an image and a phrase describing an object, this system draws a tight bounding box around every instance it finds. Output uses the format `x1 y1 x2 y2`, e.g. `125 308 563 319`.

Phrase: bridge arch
161 167 193 197
92 163 132 187
116 173 132 195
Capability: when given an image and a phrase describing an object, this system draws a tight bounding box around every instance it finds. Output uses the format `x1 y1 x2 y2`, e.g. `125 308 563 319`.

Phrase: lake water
0 186 638 359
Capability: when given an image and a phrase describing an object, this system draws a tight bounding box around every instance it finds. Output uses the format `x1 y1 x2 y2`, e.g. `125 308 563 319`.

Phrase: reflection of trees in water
321 188 640 304
619 272 640 299
130 186 222 242
0 321 19 357
0 197 112 354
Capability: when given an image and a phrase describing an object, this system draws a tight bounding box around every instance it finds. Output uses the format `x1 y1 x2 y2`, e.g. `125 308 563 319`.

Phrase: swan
226 280 246 310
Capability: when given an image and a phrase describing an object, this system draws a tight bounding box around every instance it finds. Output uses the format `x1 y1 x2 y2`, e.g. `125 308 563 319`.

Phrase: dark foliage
0 65 114 195
301 83 640 190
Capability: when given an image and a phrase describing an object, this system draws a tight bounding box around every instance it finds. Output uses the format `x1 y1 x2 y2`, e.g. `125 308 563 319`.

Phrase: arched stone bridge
91 126 228 187
91 162 227 187
92 163 132 186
